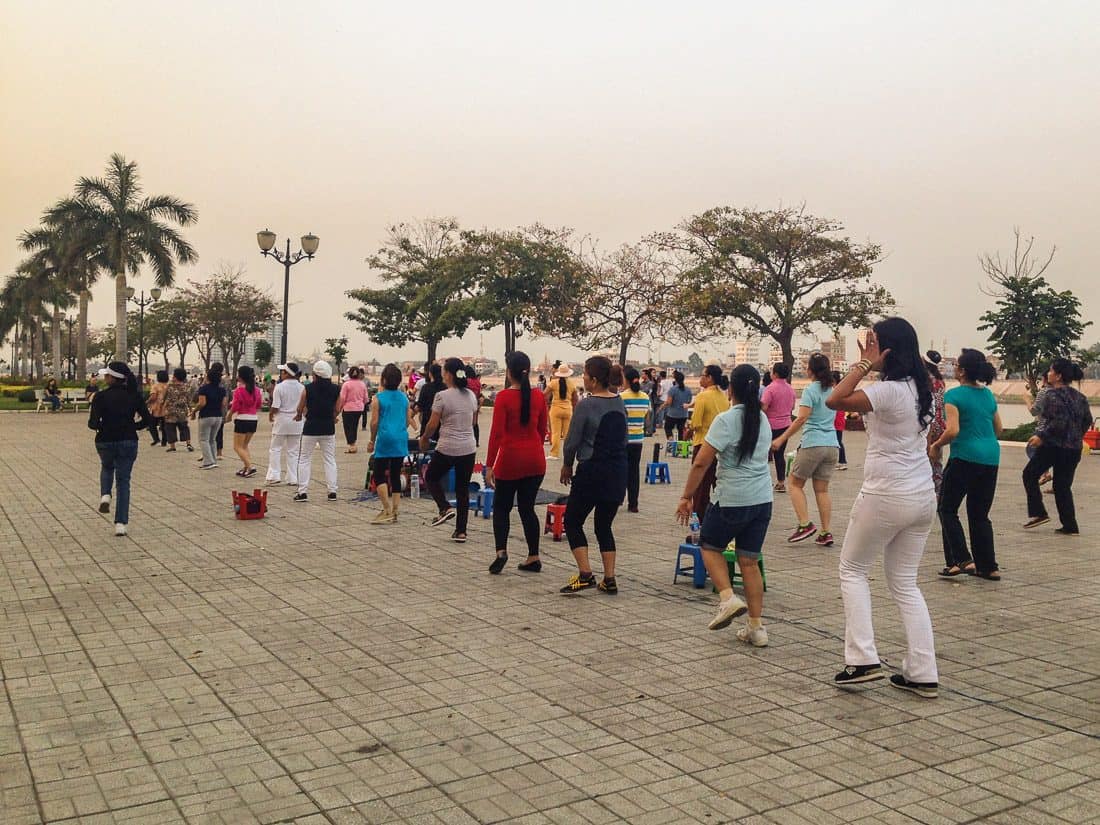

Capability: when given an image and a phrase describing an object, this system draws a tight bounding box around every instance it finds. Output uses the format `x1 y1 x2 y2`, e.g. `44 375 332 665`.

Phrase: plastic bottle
689 511 701 545
410 474 420 499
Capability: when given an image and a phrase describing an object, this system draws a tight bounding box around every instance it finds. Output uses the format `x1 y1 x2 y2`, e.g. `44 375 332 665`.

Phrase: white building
730 340 761 367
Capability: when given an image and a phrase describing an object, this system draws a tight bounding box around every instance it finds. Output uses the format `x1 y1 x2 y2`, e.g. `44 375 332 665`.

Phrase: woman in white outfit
826 317 939 698
266 363 305 485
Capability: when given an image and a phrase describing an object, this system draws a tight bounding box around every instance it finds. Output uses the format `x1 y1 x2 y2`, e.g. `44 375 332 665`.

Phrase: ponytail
238 365 256 396
1050 357 1085 384
729 365 762 464
957 348 997 385
507 351 533 426
443 357 470 393
624 366 642 393
808 353 834 388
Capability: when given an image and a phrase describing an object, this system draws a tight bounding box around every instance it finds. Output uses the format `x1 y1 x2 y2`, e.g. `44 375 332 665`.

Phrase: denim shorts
699 502 772 558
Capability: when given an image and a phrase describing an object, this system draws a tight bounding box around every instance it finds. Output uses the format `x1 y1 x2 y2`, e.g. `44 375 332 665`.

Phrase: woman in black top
191 366 227 469
1022 357 1094 534
88 362 152 536
45 377 62 412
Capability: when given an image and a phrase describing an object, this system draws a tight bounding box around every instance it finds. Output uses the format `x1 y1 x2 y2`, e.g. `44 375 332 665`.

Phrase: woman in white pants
294 361 342 502
266 363 305 485
826 318 939 698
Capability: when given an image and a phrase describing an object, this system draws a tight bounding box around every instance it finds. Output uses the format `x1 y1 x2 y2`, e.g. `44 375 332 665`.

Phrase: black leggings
664 417 686 440
1023 445 1082 532
165 421 191 444
626 443 643 509
216 421 224 452
151 416 166 443
836 430 846 465
342 411 363 445
373 456 404 493
564 489 619 552
426 451 476 533
492 474 544 553
770 426 788 482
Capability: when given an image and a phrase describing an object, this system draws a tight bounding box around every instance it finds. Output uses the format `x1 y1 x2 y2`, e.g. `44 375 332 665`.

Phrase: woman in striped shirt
620 367 651 513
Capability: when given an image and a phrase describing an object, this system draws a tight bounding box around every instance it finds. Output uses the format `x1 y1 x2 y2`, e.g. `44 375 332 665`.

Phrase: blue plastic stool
477 488 494 519
665 440 677 456
645 462 671 484
449 480 480 510
674 542 709 588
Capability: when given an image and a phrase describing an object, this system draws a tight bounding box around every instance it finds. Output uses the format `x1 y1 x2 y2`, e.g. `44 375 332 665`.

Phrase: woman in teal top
367 364 412 524
928 349 1003 579
771 354 839 546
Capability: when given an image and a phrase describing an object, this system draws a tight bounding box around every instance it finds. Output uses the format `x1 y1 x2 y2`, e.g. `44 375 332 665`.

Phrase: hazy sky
3 1 1097 367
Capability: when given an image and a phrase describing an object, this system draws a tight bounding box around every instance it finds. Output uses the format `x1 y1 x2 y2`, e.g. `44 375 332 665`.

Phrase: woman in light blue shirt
677 365 772 647
772 354 839 546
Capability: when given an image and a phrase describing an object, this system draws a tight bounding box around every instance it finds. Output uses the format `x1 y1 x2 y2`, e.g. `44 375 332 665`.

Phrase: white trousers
297 435 337 494
267 434 302 483
839 492 939 684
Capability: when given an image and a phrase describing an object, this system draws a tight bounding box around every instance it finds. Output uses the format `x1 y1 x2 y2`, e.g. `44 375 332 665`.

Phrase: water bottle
410 474 420 499
689 511 701 545
786 451 796 477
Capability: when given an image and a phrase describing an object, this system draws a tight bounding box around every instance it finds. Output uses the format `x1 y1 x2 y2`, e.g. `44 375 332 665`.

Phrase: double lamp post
126 286 160 379
255 230 319 363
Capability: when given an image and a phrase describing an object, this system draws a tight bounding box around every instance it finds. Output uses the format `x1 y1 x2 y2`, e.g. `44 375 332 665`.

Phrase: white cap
312 360 332 379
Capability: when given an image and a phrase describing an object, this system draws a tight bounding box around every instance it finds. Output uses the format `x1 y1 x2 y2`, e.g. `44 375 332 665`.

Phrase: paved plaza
1 412 1098 824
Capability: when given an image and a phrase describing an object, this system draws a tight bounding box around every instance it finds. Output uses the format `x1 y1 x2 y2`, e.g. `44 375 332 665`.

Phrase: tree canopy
658 205 892 367
179 266 279 373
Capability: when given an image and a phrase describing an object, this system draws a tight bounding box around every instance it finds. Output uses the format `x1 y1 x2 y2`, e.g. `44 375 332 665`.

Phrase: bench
62 389 89 412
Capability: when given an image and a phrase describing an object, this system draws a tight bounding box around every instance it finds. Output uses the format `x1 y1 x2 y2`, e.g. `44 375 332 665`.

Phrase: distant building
730 340 761 367
819 334 848 372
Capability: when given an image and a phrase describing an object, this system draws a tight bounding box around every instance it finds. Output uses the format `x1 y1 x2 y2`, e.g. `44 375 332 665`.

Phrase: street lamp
256 229 319 363
126 287 161 379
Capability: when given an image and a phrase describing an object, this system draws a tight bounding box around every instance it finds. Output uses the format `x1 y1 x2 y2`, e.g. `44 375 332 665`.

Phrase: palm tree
18 228 84 380
46 153 198 361
0 272 48 379
20 222 106 379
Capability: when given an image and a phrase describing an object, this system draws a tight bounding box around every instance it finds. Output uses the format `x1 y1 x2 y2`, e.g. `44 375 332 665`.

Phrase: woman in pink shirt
339 366 369 453
760 362 796 492
226 365 264 477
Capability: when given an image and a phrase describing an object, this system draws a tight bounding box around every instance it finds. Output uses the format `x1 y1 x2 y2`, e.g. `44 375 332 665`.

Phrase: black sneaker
327 492 337 501
560 574 596 594
431 510 456 527
834 664 883 687
451 531 467 543
1055 527 1079 535
293 493 308 503
889 674 938 698
598 577 618 594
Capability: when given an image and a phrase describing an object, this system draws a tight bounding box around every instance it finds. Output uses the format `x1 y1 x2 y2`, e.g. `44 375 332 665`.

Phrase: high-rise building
819 334 848 372
730 340 761 366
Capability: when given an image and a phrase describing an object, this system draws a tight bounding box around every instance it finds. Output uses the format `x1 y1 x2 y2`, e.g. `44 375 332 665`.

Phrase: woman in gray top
420 357 480 542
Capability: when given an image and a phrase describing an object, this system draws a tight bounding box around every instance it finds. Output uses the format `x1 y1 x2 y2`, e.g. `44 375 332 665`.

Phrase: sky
2 1 1098 368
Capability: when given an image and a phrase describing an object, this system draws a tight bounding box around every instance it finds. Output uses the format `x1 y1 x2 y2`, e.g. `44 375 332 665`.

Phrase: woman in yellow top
687 364 730 516
546 361 579 459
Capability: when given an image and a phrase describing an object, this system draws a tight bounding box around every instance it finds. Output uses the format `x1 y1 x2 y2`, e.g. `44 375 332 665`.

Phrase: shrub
17 388 37 403
1000 421 1036 442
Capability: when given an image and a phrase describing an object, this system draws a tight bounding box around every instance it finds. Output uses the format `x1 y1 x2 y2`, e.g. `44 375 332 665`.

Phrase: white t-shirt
271 378 305 436
658 378 674 402
860 378 934 496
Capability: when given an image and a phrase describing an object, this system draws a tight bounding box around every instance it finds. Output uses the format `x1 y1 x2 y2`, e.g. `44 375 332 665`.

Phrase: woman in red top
485 351 549 574
226 365 264 477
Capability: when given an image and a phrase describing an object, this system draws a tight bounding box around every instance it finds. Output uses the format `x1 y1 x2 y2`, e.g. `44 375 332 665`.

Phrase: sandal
974 570 1001 581
774 482 786 493
938 566 965 577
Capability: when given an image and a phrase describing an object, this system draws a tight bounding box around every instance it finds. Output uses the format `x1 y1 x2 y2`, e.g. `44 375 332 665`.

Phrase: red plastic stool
232 489 268 520
544 503 567 541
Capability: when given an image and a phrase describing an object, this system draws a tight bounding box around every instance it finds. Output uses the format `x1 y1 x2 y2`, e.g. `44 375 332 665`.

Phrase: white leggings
839 492 938 684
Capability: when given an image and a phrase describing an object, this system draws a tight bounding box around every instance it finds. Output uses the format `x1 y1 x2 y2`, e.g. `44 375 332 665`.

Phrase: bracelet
852 360 872 373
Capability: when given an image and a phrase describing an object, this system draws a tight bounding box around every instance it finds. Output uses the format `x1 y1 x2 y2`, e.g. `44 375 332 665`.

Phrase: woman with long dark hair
484 351 548 573
420 357 480 541
227 365 264 477
827 318 939 698
677 365 772 645
620 367 651 513
771 353 839 546
928 349 1001 578
661 370 692 440
1022 357 1093 535
88 362 152 536
559 356 628 594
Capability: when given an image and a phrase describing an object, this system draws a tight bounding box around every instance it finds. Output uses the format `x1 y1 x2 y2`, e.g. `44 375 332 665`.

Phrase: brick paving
1 412 1098 824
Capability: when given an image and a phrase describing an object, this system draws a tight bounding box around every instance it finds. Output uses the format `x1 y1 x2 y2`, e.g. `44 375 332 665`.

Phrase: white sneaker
114 523 127 537
265 479 282 486
200 463 217 470
708 595 748 630
736 624 769 647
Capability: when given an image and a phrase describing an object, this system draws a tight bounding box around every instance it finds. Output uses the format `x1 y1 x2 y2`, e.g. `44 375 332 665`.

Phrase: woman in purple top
760 362 796 492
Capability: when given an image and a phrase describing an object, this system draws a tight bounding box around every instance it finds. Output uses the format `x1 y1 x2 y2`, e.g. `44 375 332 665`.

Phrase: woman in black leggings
559 356 628 595
484 352 549 573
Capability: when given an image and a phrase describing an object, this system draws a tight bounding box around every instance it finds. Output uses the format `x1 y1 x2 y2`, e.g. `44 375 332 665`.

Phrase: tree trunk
618 336 630 366
777 329 794 369
77 290 89 380
33 319 45 379
114 271 128 362
51 306 62 380
427 338 438 364
178 341 190 369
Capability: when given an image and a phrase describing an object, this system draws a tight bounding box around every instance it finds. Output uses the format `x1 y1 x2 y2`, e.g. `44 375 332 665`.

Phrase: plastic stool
674 542 709 588
677 441 692 458
665 440 677 456
449 481 480 510
477 488 494 519
645 462 671 484
544 503 566 541
724 548 767 592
